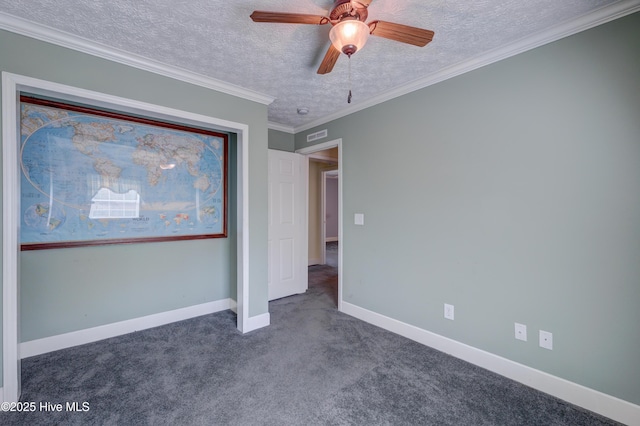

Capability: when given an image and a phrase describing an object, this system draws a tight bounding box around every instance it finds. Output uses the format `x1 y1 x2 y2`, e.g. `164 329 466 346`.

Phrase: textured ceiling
0 0 632 131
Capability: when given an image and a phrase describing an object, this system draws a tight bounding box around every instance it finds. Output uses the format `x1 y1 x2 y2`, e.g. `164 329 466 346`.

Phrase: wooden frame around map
19 95 228 250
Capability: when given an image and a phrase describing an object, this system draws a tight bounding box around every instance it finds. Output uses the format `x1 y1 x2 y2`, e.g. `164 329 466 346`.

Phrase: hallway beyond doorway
325 241 338 268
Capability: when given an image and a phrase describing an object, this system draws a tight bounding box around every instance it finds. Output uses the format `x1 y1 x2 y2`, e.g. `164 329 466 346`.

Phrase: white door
268 149 307 300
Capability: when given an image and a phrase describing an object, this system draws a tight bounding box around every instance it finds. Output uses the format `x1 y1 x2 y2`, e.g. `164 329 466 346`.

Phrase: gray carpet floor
1 245 620 425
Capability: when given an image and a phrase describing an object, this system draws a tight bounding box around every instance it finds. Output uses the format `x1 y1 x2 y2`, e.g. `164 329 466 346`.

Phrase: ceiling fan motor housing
330 0 368 23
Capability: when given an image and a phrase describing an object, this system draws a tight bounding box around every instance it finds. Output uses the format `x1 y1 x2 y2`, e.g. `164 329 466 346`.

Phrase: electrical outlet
514 323 527 341
444 303 454 320
539 330 553 350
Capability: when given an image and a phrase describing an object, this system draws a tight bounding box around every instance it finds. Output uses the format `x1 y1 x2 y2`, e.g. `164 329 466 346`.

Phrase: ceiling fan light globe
329 20 369 56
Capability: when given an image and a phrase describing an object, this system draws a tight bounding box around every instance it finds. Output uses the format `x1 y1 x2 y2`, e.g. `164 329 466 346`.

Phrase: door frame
2 72 252 402
296 139 343 311
321 170 328 266
321 169 339 265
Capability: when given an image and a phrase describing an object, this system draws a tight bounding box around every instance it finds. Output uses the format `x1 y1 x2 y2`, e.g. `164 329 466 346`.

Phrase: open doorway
306 148 338 266
296 139 343 311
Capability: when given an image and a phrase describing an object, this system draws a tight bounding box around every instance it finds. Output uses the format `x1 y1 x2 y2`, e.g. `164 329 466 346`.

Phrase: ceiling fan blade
368 20 434 47
317 45 341 75
250 11 329 25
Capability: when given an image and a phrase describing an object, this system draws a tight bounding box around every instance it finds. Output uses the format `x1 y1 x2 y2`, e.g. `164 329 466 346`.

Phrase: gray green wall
1 30 269 386
268 128 295 152
296 13 640 405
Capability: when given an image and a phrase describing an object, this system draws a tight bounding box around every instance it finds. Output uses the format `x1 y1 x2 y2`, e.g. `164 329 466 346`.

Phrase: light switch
354 213 364 225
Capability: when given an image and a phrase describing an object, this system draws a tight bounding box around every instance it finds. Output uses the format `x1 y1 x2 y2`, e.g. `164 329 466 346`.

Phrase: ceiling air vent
307 129 327 143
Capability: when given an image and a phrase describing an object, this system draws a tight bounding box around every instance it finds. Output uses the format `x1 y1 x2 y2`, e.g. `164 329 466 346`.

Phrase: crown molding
2 1 638 133
268 121 295 134
0 12 275 106
292 0 640 133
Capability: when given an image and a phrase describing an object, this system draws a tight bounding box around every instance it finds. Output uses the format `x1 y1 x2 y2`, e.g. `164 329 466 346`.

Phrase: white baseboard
242 312 271 334
308 258 322 266
325 237 338 243
20 298 236 359
341 301 640 426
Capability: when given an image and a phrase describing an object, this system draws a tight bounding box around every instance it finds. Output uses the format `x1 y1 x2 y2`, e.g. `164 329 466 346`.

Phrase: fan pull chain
347 56 352 104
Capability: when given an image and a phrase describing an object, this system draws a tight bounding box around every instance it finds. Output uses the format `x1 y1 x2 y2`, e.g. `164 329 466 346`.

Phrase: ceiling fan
250 0 435 75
